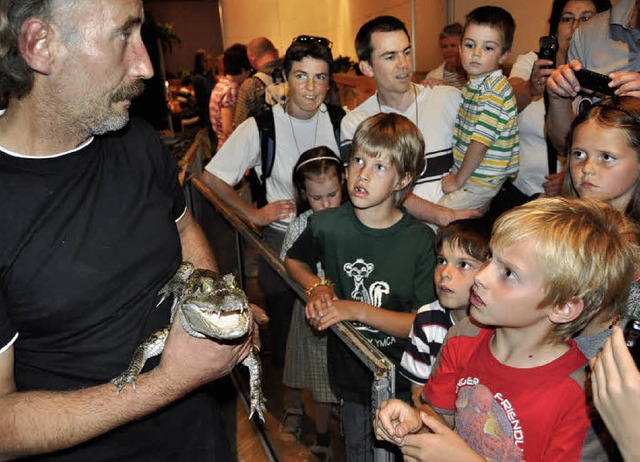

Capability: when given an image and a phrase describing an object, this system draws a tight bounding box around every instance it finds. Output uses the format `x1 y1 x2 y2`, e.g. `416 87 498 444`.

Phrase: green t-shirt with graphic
287 202 436 402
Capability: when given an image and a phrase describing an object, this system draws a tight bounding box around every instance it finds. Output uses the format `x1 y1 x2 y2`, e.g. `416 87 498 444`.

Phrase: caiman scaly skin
111 261 266 421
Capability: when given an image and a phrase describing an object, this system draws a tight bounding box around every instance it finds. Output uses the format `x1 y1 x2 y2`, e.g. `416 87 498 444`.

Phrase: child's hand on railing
305 285 336 329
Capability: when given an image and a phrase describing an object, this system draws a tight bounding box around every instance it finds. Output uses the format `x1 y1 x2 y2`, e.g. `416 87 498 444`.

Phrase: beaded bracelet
304 278 334 298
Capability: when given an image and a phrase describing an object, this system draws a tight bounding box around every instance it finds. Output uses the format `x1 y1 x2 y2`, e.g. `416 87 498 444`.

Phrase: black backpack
250 104 345 207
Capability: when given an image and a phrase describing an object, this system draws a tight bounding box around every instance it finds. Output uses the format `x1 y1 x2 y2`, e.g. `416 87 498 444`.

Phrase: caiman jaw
181 303 250 339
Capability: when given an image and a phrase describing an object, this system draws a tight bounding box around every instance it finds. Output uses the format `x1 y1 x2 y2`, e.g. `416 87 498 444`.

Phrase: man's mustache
112 80 145 102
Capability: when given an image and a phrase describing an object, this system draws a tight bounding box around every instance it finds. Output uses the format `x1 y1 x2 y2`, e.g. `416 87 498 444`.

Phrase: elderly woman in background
424 22 466 89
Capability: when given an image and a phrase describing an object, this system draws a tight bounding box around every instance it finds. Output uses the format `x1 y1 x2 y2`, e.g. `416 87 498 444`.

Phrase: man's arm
546 61 583 153
0 319 251 460
200 170 294 226
403 193 482 227
178 209 217 270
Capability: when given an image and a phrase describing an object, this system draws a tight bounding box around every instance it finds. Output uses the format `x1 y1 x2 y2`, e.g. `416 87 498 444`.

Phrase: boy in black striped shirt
399 218 490 406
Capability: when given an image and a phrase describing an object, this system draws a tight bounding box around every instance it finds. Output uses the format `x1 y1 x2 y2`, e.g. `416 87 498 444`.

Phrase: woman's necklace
376 83 419 127
287 104 320 155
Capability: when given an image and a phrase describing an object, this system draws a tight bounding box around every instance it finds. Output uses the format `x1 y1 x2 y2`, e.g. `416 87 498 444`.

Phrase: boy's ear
498 49 511 66
359 60 374 77
549 297 584 325
395 173 412 191
19 18 56 75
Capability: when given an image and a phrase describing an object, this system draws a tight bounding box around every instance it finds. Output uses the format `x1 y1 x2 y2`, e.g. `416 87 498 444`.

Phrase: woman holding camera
486 0 610 219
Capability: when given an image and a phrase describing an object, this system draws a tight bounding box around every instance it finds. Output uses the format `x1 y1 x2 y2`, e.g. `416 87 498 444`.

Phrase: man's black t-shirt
0 118 232 461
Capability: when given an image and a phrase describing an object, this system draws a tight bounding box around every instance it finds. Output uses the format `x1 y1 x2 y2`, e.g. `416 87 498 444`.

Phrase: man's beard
90 80 146 135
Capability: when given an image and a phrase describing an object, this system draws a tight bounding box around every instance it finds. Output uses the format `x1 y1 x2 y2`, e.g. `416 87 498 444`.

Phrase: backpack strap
325 103 346 147
253 72 272 88
253 109 276 207
253 104 345 208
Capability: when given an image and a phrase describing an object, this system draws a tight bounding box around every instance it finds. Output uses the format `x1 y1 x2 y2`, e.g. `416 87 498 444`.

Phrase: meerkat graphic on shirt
343 258 394 347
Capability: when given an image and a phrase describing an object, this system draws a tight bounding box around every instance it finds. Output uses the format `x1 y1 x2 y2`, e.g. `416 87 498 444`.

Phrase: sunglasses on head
292 35 333 49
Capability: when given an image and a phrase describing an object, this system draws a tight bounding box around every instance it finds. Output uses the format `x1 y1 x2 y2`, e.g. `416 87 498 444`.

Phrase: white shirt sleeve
509 51 537 81
204 117 261 187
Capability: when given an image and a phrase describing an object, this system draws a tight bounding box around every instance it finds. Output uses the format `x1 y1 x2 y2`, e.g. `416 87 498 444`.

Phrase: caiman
111 261 266 421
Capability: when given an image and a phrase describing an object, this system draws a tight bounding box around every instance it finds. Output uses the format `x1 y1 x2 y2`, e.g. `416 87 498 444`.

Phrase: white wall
218 0 560 73
155 0 615 77
219 0 446 72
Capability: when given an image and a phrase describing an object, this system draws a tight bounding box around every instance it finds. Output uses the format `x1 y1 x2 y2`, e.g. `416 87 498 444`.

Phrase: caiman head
179 269 251 340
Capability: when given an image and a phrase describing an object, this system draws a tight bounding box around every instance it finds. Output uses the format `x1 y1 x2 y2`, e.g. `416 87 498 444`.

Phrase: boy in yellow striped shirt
439 6 519 210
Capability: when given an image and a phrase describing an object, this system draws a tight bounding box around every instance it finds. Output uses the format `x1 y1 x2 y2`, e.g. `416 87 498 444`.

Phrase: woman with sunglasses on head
203 35 341 233
485 0 610 221
201 35 344 448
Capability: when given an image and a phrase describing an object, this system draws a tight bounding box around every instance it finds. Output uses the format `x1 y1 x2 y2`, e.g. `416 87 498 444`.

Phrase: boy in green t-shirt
286 112 437 461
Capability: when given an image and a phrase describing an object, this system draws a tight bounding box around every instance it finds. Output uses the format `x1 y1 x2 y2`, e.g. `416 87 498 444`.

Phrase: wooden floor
236 396 271 462
233 362 343 462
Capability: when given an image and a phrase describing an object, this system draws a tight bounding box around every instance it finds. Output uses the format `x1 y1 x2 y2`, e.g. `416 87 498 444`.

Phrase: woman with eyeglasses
201 35 343 458
485 0 610 221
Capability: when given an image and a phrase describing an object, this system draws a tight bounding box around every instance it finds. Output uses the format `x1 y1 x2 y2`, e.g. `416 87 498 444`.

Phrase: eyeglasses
559 13 595 26
292 35 333 49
